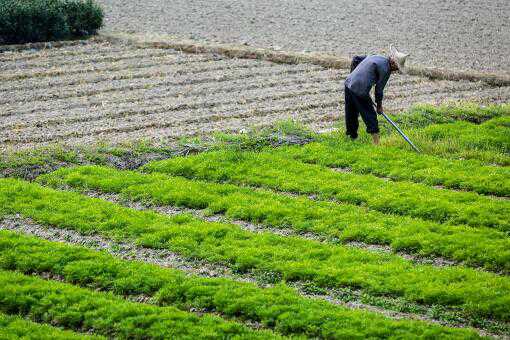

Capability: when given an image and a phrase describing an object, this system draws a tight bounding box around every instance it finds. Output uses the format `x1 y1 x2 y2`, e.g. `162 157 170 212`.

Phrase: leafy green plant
390 102 510 128
0 0 69 44
0 269 274 339
62 0 103 36
382 115 510 165
39 165 510 273
421 116 509 154
0 0 103 44
0 312 103 339
143 150 510 231
274 138 510 196
1 178 510 321
0 230 482 339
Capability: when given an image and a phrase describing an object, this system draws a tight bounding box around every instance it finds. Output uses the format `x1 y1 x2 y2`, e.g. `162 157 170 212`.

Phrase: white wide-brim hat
389 45 410 73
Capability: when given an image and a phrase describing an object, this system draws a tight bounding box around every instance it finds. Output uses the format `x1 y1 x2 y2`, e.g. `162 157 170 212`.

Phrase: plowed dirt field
1 39 509 151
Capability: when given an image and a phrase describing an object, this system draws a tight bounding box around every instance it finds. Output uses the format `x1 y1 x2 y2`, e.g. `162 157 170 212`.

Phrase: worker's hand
376 103 383 115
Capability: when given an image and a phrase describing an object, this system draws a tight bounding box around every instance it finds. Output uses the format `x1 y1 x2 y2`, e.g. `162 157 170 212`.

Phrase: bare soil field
97 0 510 73
1 39 509 151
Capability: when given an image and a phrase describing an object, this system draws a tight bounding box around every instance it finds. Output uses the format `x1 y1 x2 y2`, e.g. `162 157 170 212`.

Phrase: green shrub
0 0 103 44
0 0 69 44
62 0 103 36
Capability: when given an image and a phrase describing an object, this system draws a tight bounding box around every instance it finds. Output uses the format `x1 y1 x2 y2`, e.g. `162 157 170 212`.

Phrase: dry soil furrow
0 58 219 94
2 92 339 143
385 79 485 97
4 68 466 112
3 77 490 144
0 48 176 72
436 85 510 103
388 84 510 108
2 106 338 150
6 74 477 131
2 78 340 129
0 55 229 96
0 64 320 113
0 41 124 62
0 52 228 84
1 68 339 121
0 60 284 105
0 69 436 122
2 83 502 149
382 80 487 105
2 65 425 98
0 215 502 337
0 57 324 94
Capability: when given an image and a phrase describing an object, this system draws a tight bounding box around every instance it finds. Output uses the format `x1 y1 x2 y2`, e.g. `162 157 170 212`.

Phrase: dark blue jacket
345 55 390 104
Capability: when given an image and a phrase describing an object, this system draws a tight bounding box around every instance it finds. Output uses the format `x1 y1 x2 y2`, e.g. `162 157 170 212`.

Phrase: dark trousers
344 86 379 139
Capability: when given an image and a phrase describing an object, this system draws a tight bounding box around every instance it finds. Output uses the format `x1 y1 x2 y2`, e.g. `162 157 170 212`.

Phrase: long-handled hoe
372 103 420 153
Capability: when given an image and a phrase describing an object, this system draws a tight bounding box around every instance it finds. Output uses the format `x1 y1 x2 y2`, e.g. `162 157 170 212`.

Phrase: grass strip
0 269 276 339
383 115 510 166
1 178 509 322
391 102 510 128
419 116 509 154
0 312 103 340
0 230 483 339
273 138 510 197
142 150 510 231
39 165 510 273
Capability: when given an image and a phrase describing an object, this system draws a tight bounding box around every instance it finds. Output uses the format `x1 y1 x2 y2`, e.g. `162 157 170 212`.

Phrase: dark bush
63 0 103 36
0 0 103 44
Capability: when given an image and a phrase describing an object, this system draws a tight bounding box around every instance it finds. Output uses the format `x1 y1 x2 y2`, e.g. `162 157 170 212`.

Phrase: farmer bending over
344 45 409 144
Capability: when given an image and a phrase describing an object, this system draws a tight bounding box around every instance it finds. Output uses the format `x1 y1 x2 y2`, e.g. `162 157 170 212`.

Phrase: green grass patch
143 150 510 231
383 115 510 165
274 137 510 196
0 230 483 339
39 165 510 273
0 269 275 339
390 102 510 128
0 121 313 180
0 312 103 339
1 178 509 322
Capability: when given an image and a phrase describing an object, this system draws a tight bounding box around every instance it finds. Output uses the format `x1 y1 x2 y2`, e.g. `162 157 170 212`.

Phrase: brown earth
1 39 509 151
97 0 510 74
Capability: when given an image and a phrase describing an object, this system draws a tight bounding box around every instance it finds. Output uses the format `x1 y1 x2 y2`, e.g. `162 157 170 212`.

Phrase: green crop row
273 138 510 196
0 312 103 340
390 102 510 128
0 269 276 339
0 230 482 339
421 115 509 154
142 150 510 231
39 165 510 273
1 178 509 321
383 115 510 166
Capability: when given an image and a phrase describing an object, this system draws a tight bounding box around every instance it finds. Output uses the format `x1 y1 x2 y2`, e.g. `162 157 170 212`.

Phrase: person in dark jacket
344 45 409 144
